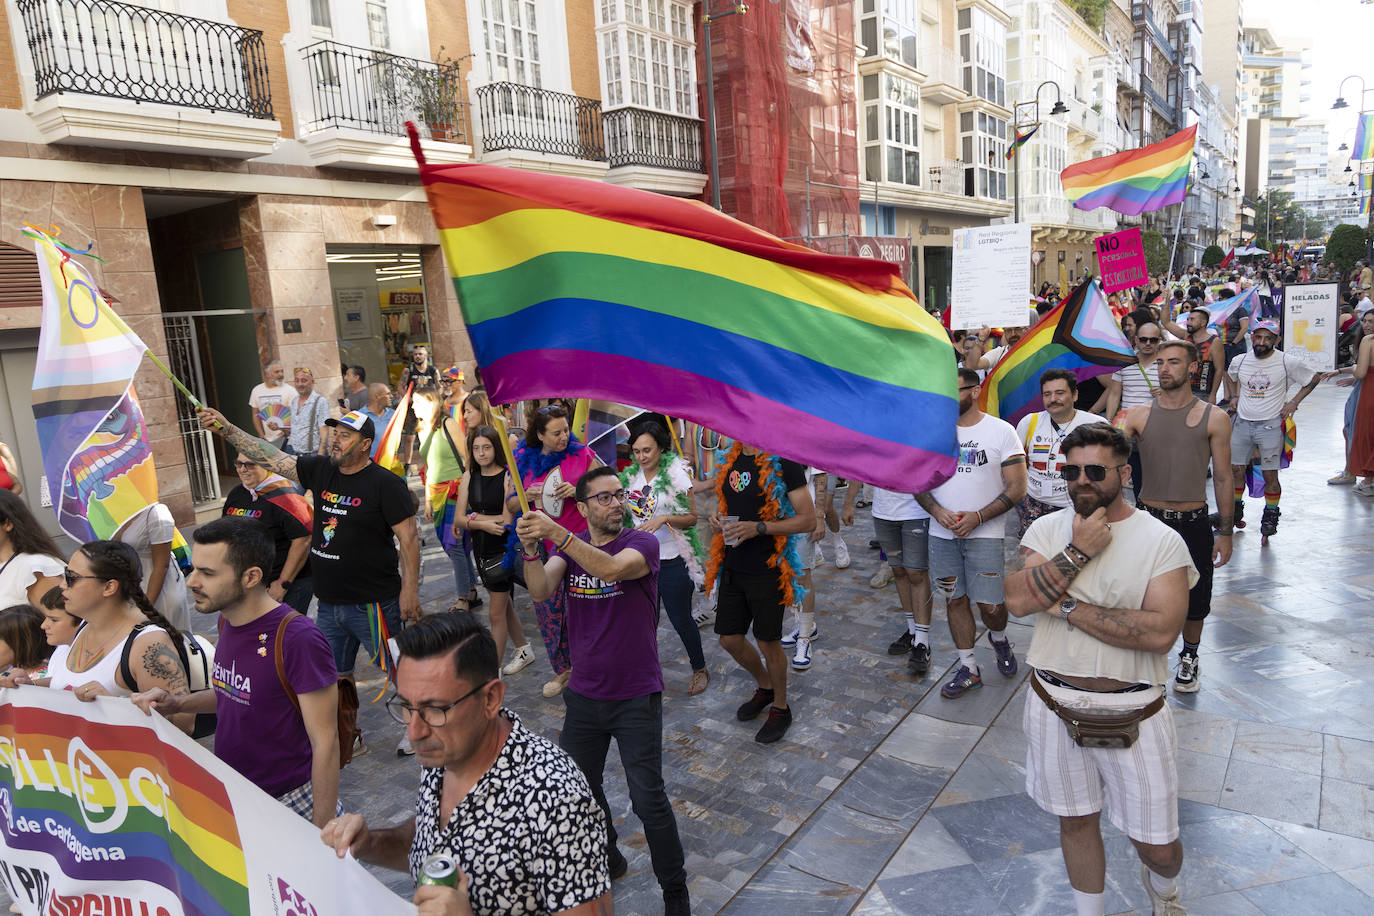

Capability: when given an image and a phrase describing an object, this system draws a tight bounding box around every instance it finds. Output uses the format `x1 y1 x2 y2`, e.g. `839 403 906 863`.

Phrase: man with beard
1222 319 1322 538
1121 341 1233 694
132 517 340 825
198 407 421 687
1162 305 1225 403
518 466 690 916
1006 423 1197 916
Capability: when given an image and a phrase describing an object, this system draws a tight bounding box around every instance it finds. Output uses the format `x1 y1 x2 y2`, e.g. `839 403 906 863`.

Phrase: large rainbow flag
1061 125 1198 215
979 279 1137 426
371 383 411 475
409 130 958 490
26 227 188 550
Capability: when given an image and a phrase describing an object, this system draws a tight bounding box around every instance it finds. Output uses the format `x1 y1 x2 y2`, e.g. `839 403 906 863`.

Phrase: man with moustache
1121 341 1233 694
1015 370 1097 538
1006 422 1197 916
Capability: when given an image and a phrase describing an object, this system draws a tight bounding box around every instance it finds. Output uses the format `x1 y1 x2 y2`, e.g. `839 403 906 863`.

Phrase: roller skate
1259 505 1279 545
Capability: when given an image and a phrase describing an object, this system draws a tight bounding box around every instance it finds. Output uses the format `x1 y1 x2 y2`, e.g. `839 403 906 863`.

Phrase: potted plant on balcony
403 48 466 143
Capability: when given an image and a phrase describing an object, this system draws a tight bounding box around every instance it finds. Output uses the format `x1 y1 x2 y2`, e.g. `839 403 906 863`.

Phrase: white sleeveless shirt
47 624 165 697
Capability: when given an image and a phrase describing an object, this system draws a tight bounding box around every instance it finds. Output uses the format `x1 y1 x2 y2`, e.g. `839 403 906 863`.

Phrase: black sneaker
736 687 775 721
664 886 691 916
755 705 792 743
609 847 628 880
907 642 931 677
888 631 915 655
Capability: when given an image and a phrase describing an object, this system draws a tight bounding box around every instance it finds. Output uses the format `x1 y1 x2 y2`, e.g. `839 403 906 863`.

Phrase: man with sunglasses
516 466 691 916
321 613 613 916
1103 322 1163 497
1006 423 1197 916
916 368 1027 699
1121 340 1233 695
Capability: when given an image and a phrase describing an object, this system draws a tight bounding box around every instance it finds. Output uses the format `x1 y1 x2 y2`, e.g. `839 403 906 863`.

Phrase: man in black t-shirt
707 444 815 744
200 407 422 684
222 455 314 613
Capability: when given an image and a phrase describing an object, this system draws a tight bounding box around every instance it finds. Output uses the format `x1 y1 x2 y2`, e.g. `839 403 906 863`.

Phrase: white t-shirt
0 552 64 606
872 487 929 522
1015 410 1097 506
929 413 1025 540
1022 507 1198 686
983 345 1009 370
1226 350 1317 422
115 503 192 632
624 457 694 560
1111 361 1159 410
1356 296 1373 317
249 381 291 445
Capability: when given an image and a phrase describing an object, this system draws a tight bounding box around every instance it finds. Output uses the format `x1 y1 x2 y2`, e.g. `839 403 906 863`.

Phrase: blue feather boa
759 452 809 605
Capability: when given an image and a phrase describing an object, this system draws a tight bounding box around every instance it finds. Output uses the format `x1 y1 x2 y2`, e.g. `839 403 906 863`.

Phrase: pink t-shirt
524 449 597 535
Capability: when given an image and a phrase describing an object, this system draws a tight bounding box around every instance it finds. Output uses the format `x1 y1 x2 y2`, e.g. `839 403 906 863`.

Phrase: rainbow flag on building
409 129 958 491
979 279 1137 426
25 227 189 551
1353 113 1374 161
1060 125 1198 215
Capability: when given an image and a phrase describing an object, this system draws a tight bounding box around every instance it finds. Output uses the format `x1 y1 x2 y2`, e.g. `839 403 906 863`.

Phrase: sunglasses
293 367 313 376
579 489 627 507
958 384 979 392
62 568 106 587
234 460 257 469
1060 463 1126 482
1135 336 1161 344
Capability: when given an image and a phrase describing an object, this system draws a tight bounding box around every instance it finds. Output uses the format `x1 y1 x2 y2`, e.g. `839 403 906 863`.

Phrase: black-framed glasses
62 568 106 587
579 489 627 507
958 384 979 392
1060 463 1127 482
385 680 494 728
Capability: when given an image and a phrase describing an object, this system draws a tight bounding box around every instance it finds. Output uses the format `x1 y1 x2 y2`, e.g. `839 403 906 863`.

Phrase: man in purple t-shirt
133 517 341 826
518 466 690 916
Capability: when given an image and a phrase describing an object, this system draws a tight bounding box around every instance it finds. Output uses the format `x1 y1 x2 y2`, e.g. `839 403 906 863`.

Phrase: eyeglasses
958 384 979 392
233 460 257 469
579 489 627 507
385 680 493 728
62 568 106 587
1135 336 1161 344
1060 463 1127 482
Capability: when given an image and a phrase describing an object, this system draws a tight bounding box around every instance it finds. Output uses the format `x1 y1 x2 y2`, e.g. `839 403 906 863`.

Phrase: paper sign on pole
1094 227 1148 294
1283 282 1338 372
0 688 414 916
951 223 1032 330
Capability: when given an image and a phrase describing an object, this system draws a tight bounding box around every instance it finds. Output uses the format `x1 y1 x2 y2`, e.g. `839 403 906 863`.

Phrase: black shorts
1145 508 1214 621
713 568 787 641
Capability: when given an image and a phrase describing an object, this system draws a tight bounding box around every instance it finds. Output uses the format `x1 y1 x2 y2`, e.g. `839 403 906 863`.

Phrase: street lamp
1011 81 1069 225
701 1 747 211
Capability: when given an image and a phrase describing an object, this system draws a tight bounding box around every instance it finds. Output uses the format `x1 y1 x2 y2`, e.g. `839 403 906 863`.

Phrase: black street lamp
1011 81 1069 224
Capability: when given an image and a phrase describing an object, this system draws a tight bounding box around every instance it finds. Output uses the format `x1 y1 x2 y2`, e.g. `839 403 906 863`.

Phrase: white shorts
1023 673 1179 845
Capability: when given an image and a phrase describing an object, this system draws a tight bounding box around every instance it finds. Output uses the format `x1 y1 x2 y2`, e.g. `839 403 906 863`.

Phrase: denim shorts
929 536 1005 605
1230 417 1284 470
872 517 930 570
315 597 403 675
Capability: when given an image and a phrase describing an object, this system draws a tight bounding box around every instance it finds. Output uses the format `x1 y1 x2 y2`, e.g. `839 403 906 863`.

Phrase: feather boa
702 442 807 606
619 455 706 587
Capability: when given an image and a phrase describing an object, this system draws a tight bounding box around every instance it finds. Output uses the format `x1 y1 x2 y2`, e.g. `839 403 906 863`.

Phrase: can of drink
417 853 459 887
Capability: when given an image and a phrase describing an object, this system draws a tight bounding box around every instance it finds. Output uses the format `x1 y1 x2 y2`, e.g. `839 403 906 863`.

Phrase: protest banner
951 223 1032 330
1094 227 1148 294
0 688 413 915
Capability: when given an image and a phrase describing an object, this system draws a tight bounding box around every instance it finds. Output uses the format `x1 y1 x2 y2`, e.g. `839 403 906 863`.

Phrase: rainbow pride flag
1353 113 1374 161
371 382 411 475
1061 125 1198 215
410 131 958 491
979 279 1136 425
1006 124 1039 160
1363 195 1373 219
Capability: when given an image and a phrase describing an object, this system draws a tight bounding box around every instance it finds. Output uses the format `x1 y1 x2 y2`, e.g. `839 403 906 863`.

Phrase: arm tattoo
1024 550 1083 610
914 492 938 513
140 642 190 696
224 425 299 482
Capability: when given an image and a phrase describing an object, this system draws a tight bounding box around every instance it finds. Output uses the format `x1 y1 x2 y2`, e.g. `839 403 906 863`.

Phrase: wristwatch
755 520 768 536
1058 597 1077 629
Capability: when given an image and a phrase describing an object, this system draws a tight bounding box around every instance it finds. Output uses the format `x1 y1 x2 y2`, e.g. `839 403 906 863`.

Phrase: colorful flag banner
1362 195 1373 218
1205 287 1260 332
1005 124 1039 160
1061 125 1198 215
371 383 412 475
409 132 958 491
1352 113 1374 161
0 688 408 916
978 279 1137 425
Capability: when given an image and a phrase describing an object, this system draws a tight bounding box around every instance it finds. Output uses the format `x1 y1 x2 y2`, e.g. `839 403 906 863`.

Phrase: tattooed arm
129 631 198 734
199 407 299 483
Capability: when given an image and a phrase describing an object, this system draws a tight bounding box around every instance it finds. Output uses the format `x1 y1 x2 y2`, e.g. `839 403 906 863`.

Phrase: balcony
1131 2 1176 64
15 0 280 156
926 158 968 196
1141 77 1175 124
474 82 608 179
1069 106 1102 140
920 46 967 104
1114 55 1140 95
603 107 707 196
297 40 472 172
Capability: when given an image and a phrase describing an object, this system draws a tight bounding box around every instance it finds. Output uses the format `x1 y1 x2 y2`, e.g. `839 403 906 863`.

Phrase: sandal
687 669 710 696
468 591 483 609
448 599 470 614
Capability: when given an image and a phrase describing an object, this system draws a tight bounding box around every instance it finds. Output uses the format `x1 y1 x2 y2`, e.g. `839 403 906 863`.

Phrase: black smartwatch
755 521 767 536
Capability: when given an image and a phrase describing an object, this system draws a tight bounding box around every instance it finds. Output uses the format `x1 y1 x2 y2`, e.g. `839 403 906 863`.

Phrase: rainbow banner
0 689 407 915
1353 113 1374 161
1363 195 1373 219
979 279 1136 425
409 131 958 491
1061 125 1198 215
1005 124 1039 160
371 383 411 476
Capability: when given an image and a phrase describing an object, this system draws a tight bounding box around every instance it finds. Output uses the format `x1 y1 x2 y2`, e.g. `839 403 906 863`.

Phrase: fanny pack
1031 672 1164 749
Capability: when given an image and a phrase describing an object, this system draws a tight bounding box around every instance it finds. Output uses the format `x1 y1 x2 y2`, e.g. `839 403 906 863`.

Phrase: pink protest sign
1094 227 1148 293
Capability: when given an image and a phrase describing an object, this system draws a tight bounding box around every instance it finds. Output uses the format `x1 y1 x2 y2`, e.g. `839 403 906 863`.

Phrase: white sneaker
833 538 851 569
396 735 415 757
869 565 894 588
502 644 536 675
1141 864 1186 915
692 606 716 628
812 544 824 568
1355 481 1374 497
792 636 814 671
1329 471 1356 485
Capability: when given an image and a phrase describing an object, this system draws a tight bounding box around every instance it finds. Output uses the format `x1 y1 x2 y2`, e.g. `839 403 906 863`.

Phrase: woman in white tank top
48 542 193 727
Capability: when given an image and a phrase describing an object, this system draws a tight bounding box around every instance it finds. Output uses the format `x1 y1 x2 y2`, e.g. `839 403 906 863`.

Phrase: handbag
477 552 511 590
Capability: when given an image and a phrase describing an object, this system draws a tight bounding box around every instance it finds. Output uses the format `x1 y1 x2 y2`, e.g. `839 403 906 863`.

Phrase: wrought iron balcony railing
302 40 464 142
604 107 702 172
16 0 273 119
474 82 605 161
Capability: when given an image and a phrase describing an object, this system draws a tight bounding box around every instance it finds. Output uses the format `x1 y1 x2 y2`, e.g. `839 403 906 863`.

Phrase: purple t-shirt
555 528 662 701
213 603 337 797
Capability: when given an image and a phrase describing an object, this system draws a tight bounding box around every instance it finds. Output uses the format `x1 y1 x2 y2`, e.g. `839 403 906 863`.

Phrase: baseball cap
326 410 376 440
1251 318 1280 336
442 365 465 381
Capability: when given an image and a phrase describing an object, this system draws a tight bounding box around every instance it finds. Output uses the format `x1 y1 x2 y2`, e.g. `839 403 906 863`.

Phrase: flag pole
1168 199 1185 277
488 409 530 515
143 349 204 411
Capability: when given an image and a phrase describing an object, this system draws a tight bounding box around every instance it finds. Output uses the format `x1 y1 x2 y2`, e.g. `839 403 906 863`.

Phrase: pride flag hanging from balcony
1060 124 1197 215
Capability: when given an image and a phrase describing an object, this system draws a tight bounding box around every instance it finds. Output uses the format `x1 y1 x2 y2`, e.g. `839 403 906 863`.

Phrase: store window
325 248 431 389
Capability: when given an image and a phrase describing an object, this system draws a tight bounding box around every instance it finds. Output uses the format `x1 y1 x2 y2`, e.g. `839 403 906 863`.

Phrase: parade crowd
1 256 1372 916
